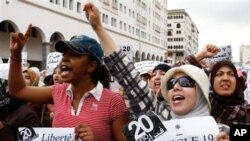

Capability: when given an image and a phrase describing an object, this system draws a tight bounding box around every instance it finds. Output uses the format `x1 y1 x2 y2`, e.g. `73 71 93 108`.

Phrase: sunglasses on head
167 76 196 90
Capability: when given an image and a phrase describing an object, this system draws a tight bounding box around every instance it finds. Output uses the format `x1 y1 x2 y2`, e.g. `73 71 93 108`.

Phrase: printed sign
157 116 219 141
18 127 75 141
134 61 163 75
0 52 28 80
0 64 9 80
205 45 232 66
123 112 219 141
123 112 167 141
46 52 62 76
120 45 134 61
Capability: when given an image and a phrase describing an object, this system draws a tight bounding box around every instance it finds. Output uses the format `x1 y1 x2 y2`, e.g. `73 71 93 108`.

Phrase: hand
0 121 4 129
195 44 220 61
83 3 102 30
75 124 96 141
49 112 54 119
215 131 229 141
9 24 32 58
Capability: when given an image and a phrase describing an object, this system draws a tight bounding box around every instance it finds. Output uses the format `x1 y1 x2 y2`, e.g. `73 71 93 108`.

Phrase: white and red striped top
52 83 128 141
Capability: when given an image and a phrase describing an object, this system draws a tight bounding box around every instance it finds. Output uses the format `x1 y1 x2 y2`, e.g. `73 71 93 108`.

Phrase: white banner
0 52 28 80
134 61 163 75
157 116 219 141
18 127 77 141
120 45 134 61
0 63 9 80
123 112 219 141
205 45 232 66
46 52 62 76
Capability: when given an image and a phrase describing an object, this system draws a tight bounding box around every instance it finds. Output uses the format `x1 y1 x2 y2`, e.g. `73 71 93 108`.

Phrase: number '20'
128 115 154 140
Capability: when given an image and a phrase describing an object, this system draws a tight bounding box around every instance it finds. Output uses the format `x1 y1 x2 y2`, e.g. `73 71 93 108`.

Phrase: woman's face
60 49 95 83
213 65 236 96
150 70 166 94
167 72 196 115
23 71 31 86
53 67 62 84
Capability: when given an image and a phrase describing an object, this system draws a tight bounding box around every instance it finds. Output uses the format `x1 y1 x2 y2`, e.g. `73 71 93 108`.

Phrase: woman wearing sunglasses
81 3 229 140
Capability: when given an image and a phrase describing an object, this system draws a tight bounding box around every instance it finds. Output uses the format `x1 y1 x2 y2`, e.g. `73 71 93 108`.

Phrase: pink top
52 83 128 141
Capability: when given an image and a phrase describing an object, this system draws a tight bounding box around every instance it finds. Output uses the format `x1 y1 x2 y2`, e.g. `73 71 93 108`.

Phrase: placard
123 112 219 141
134 61 163 75
46 52 62 76
205 45 232 66
0 52 28 80
158 116 219 141
123 112 167 141
120 45 134 61
18 127 76 141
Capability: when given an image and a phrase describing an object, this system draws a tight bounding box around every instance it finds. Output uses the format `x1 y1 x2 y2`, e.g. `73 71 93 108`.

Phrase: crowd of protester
1 2 250 141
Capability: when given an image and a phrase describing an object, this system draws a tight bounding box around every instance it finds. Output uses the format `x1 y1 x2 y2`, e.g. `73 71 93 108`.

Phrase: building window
124 6 126 14
120 21 122 29
102 14 109 24
120 4 122 12
177 23 181 28
124 23 126 31
77 2 81 13
69 0 73 10
56 0 60 5
63 0 67 7
112 0 118 9
111 17 117 27
168 31 172 36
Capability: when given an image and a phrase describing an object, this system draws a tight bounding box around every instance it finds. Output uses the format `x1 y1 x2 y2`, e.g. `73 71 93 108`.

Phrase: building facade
0 0 168 69
240 45 250 66
166 9 199 64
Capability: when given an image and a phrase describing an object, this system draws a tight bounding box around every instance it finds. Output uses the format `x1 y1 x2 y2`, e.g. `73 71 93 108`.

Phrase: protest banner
46 52 62 76
205 45 232 66
18 127 75 141
120 45 134 61
134 61 165 75
0 52 28 80
123 112 219 141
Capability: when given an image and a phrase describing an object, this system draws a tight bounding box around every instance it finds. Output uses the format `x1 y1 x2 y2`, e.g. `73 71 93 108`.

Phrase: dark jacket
0 104 42 141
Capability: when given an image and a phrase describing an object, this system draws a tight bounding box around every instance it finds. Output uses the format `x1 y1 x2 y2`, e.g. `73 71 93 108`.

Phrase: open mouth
220 83 231 89
60 65 72 77
173 95 185 102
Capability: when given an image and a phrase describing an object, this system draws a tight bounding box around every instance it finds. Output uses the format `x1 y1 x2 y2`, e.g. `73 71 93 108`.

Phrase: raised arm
8 24 52 103
194 44 220 62
83 3 170 120
83 3 117 55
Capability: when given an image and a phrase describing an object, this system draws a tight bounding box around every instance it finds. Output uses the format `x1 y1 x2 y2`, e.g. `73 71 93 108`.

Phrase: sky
168 0 250 62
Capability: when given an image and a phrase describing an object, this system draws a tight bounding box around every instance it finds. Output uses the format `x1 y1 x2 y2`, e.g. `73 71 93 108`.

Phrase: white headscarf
161 65 210 119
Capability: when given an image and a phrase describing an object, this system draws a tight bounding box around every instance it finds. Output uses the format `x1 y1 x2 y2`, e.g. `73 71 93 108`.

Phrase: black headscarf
209 61 245 105
152 64 171 73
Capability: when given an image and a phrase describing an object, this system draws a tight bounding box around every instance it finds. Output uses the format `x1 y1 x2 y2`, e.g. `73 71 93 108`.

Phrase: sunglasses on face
167 76 196 90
